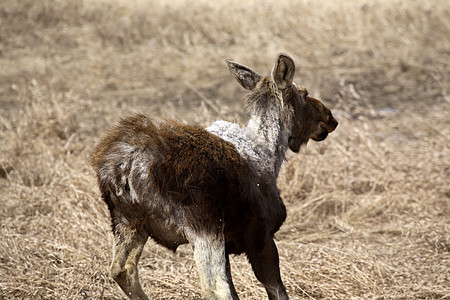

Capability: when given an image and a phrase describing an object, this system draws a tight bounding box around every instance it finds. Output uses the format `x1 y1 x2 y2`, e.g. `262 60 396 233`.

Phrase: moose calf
91 53 338 299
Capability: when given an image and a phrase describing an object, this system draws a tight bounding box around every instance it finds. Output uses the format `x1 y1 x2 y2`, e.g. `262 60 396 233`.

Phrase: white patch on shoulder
207 121 255 155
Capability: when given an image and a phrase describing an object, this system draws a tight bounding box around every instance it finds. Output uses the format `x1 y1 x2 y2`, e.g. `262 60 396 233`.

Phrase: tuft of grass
0 0 449 299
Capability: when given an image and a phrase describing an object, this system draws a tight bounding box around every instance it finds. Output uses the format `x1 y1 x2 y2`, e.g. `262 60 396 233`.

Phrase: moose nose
328 117 338 133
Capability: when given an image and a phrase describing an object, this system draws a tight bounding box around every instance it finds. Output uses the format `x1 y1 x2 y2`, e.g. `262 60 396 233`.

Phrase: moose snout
321 116 338 134
328 116 338 133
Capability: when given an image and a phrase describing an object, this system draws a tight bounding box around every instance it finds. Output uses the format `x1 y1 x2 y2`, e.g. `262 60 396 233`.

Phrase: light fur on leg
187 230 232 300
110 229 149 300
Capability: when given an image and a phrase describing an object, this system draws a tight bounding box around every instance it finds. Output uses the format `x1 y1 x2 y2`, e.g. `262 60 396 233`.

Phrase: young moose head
226 53 338 153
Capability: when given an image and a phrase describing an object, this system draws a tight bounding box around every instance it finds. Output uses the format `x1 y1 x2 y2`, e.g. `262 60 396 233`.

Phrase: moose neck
245 87 292 178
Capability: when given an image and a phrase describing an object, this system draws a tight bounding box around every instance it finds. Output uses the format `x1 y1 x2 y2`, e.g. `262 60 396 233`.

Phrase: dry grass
0 0 449 299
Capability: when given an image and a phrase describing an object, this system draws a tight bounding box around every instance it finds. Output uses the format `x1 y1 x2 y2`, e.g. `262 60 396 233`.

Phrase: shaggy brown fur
90 115 287 299
90 115 284 248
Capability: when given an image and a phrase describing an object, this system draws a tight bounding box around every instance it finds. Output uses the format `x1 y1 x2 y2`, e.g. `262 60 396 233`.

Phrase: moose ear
272 53 295 89
225 59 262 90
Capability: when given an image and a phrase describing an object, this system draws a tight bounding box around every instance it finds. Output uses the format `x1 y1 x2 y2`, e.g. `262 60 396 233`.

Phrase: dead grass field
0 0 449 299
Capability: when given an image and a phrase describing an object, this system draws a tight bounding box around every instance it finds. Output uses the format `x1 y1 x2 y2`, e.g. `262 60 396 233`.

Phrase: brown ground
0 0 449 299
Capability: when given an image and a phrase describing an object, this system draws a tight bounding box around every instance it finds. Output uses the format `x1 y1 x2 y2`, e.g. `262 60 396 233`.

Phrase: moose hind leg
247 237 288 300
110 227 149 300
187 230 232 300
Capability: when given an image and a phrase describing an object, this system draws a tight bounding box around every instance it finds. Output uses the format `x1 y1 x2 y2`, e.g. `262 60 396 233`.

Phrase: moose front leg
225 254 240 300
247 236 288 300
